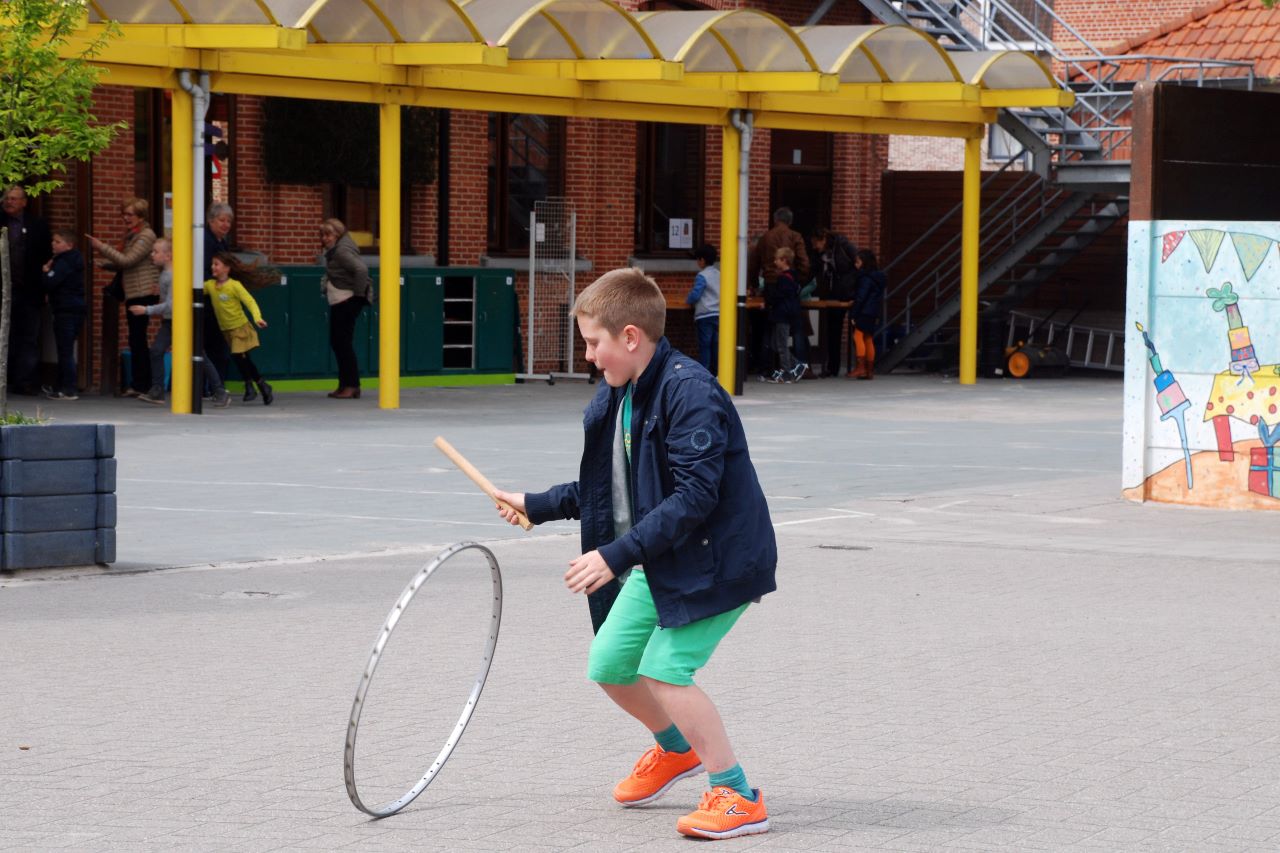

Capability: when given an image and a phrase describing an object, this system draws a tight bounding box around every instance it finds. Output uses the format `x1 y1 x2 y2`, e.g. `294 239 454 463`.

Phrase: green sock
652 723 691 754
709 764 754 801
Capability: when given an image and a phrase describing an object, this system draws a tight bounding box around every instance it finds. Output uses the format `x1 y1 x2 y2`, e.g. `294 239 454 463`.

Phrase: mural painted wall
1124 220 1280 511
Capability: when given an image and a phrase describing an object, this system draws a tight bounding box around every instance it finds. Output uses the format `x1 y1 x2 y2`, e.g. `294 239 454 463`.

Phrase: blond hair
320 217 347 238
121 197 149 221
572 268 666 340
774 246 794 265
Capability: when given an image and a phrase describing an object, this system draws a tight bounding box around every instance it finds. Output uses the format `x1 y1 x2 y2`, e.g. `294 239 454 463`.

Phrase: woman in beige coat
89 197 160 396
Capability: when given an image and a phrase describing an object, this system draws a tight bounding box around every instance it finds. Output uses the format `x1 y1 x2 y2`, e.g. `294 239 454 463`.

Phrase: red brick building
36 0 1254 391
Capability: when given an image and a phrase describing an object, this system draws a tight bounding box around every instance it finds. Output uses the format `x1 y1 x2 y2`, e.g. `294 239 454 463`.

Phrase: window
327 185 380 251
487 114 566 254
634 122 705 255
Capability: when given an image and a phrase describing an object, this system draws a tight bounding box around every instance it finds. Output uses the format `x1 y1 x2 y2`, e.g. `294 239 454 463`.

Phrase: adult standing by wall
202 202 235 387
812 227 858 378
319 218 373 399
2 186 53 396
88 197 158 397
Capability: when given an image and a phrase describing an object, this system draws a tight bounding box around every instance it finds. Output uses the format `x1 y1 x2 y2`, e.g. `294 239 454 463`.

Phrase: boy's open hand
128 305 147 316
565 550 615 595
490 489 527 526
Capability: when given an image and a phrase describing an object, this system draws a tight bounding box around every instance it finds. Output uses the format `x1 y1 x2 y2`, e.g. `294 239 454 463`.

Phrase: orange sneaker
612 745 704 807
676 787 769 839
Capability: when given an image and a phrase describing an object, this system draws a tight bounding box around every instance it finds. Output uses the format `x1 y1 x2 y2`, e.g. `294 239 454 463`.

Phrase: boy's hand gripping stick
433 436 534 531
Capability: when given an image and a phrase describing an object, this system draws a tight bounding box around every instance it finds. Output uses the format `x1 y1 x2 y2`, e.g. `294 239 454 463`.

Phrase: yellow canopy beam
83 23 306 50
753 91 995 124
382 43 508 68
507 59 683 82
755 111 983 139
980 89 1075 108
684 72 839 93
880 82 978 102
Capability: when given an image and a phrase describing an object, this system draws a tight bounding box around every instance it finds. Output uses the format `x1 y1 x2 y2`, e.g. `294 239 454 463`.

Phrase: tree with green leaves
0 0 120 412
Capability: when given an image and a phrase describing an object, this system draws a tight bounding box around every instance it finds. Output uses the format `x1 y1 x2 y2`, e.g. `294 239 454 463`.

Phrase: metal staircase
857 0 1254 373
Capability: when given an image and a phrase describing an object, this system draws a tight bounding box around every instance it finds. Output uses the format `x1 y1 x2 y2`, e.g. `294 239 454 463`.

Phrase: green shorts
587 569 749 687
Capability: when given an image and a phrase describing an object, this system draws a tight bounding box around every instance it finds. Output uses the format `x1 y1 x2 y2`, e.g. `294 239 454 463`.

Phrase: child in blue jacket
493 268 777 841
41 229 86 400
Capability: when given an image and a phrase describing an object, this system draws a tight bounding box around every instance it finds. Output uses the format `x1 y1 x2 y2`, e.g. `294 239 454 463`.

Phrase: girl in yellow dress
205 252 273 405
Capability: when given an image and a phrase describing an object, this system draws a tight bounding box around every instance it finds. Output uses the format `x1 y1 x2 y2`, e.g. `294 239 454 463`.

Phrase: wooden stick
433 436 534 531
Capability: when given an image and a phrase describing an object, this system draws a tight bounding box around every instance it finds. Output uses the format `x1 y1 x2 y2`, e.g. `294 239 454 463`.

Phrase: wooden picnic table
664 296 854 376
664 296 852 311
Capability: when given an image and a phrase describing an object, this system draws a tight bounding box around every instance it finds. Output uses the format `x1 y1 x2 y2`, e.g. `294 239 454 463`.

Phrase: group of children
42 234 271 406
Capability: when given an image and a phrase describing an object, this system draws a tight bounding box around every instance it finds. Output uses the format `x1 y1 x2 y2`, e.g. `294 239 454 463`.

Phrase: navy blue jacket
525 338 777 631
853 269 886 329
43 249 87 315
764 270 801 324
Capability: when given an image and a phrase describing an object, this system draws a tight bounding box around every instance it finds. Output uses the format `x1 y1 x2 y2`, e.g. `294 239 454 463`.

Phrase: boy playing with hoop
493 268 777 840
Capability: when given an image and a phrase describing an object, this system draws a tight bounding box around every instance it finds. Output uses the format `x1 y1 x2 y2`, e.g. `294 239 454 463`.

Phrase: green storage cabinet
476 272 517 371
243 281 290 379
403 270 444 372
249 265 513 381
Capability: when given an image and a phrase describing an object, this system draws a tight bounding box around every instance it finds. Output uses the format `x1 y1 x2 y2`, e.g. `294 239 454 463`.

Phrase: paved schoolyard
3 374 1280 851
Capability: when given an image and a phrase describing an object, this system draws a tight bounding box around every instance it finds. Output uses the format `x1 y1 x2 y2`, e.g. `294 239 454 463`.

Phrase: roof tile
1091 0 1276 85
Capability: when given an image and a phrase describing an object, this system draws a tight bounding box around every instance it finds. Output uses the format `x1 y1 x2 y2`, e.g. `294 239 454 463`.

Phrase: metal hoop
344 541 503 818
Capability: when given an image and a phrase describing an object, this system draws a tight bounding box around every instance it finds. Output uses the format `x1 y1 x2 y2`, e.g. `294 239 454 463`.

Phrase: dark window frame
487 113 567 256
634 122 706 257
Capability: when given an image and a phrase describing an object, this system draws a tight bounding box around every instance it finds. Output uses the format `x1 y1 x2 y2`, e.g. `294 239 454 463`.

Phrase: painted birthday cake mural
1124 223 1280 510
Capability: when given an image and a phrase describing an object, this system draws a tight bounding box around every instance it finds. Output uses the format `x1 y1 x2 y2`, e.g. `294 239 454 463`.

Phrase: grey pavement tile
6 379 1280 851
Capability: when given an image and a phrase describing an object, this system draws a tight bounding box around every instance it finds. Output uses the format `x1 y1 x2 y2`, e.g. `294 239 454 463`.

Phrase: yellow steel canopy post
170 85 194 414
378 103 401 410
959 134 982 385
717 121 740 395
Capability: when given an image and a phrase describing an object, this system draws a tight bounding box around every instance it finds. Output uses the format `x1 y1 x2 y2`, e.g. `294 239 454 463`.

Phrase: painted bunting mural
1124 221 1280 509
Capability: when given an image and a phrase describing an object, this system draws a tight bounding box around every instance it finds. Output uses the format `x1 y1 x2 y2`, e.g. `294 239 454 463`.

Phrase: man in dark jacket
3 186 52 395
812 227 857 377
492 268 776 840
748 209 810 375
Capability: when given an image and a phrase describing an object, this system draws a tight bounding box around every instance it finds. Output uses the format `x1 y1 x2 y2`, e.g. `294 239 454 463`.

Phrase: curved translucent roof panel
950 51 1058 89
638 10 817 73
796 25 885 82
463 0 657 60
308 1 479 44
802 25 960 83
88 0 482 40
90 0 185 24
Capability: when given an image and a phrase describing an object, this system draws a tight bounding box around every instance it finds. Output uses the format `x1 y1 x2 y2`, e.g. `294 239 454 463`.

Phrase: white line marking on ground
773 514 873 527
752 458 1110 474
120 478 478 497
120 505 513 527
907 506 1102 525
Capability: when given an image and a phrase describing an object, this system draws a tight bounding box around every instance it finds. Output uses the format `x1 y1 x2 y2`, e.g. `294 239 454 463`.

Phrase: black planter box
0 424 116 569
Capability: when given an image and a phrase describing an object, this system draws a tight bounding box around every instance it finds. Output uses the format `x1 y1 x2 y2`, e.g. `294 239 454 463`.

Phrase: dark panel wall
1132 82 1280 221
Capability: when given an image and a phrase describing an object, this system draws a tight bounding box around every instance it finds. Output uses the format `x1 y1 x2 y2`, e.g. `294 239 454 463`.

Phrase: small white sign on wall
668 218 693 250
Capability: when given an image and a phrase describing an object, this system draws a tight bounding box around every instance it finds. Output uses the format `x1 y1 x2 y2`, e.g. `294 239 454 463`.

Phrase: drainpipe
178 70 210 413
730 110 753 395
730 110 753 296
